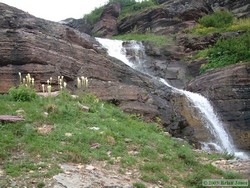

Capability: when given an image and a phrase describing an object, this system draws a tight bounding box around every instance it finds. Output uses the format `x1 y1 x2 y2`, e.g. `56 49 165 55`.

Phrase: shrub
186 171 209 188
8 85 37 102
133 182 146 188
198 10 234 28
200 32 250 73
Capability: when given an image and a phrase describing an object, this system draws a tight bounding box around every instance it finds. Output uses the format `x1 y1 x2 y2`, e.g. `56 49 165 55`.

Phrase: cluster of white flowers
18 73 89 94
77 76 89 89
57 76 67 91
40 76 67 94
18 72 35 87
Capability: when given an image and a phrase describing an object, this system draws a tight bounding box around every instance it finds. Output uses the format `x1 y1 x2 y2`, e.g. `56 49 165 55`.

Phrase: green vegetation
9 85 37 102
0 82 239 186
199 10 234 28
83 6 105 24
133 182 146 188
189 11 250 73
112 33 173 46
84 0 158 24
198 31 250 73
191 11 250 35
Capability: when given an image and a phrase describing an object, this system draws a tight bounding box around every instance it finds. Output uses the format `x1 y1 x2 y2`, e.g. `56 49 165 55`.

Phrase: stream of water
96 38 249 160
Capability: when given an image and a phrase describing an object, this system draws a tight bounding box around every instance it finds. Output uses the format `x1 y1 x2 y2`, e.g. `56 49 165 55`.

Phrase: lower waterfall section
96 38 249 159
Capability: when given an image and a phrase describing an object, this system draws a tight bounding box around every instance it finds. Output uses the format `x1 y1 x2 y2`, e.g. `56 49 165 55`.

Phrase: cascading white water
96 38 249 159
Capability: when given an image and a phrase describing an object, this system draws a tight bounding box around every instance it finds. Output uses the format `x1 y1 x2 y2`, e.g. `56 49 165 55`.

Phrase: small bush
198 10 234 28
186 172 208 188
133 182 146 188
200 32 250 73
9 85 37 102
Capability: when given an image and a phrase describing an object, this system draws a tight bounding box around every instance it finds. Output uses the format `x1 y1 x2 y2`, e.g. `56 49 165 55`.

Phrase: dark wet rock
122 41 189 89
170 94 213 148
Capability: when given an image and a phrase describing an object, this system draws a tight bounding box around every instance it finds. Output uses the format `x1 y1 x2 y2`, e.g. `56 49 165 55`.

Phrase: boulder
91 2 121 37
187 62 250 150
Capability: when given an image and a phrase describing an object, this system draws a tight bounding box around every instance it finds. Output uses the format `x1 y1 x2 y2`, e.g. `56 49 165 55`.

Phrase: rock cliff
118 0 212 35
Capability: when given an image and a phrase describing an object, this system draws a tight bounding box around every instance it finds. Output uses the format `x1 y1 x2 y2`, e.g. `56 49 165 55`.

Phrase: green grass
191 12 250 35
0 88 241 187
112 33 173 46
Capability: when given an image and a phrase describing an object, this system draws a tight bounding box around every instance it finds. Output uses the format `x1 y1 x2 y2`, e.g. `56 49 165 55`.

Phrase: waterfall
96 38 249 160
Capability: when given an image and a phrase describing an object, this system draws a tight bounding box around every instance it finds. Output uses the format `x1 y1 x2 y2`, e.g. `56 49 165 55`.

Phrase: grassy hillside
0 82 240 187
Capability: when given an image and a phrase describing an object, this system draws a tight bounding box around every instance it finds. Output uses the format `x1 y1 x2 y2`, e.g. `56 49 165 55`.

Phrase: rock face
65 0 249 38
118 0 212 35
0 3 178 127
187 62 250 150
62 18 92 35
206 0 250 18
92 2 121 37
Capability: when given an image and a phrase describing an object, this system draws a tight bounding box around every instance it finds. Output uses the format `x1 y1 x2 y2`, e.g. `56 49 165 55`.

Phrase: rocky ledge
188 62 250 150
